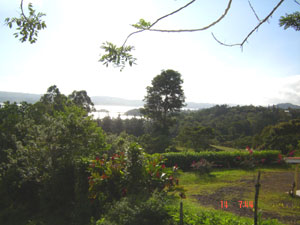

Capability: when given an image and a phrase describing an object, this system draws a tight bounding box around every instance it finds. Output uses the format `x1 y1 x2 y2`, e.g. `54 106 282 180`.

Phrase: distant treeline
97 105 300 153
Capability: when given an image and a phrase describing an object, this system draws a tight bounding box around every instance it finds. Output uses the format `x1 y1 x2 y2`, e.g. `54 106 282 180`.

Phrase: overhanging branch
211 0 285 48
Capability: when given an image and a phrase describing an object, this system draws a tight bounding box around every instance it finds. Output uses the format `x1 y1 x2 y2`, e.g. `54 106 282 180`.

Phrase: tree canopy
142 69 185 134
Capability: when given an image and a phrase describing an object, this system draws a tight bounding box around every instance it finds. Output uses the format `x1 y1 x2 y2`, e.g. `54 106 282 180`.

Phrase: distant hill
2 91 298 110
0 91 41 104
275 103 300 109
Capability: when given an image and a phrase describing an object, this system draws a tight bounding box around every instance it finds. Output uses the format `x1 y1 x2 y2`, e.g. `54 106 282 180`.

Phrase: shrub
95 193 173 225
191 159 213 174
88 143 183 206
163 150 280 170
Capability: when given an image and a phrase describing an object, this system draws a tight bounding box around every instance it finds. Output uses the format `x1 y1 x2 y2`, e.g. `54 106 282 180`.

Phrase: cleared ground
180 167 300 225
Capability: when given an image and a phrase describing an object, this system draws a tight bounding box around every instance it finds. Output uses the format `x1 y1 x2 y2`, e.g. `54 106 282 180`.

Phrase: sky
0 0 299 106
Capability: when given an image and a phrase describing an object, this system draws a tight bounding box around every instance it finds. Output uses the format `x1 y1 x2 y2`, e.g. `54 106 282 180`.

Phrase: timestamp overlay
220 200 254 209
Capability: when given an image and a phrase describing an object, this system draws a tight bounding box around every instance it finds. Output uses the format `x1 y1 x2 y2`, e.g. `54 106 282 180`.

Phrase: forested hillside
98 104 300 153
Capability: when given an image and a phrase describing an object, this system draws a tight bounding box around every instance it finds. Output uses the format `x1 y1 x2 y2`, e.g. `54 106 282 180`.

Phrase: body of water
90 105 142 119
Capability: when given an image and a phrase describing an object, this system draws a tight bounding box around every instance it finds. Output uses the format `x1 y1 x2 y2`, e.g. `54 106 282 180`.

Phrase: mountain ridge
0 91 299 109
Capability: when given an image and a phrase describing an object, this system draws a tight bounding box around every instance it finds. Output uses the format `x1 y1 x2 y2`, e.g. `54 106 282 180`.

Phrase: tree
40 85 68 112
258 119 300 154
142 69 185 134
68 90 95 113
176 124 215 151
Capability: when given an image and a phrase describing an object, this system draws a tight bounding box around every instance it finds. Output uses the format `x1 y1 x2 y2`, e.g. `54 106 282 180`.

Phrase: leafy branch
100 0 286 70
5 0 46 44
99 42 137 71
100 0 229 70
279 11 300 31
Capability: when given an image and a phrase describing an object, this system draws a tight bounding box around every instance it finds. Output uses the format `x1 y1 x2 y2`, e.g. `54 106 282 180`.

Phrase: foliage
97 116 145 136
191 159 213 174
279 11 300 31
131 18 151 29
68 90 95 113
142 69 185 134
174 105 300 149
99 42 136 71
176 124 214 151
258 119 300 154
88 143 183 204
95 192 173 225
5 2 46 44
0 86 107 225
167 202 284 225
138 133 171 154
40 85 68 112
163 150 280 170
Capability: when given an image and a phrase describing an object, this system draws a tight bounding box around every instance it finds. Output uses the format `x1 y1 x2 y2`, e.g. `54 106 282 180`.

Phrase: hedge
163 150 281 170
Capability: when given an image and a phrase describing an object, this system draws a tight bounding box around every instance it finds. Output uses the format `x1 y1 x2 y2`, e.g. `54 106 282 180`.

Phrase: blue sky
0 0 299 106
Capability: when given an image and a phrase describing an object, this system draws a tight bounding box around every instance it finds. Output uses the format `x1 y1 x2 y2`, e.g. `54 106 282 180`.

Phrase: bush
95 192 173 225
163 150 280 170
191 159 213 174
88 143 182 206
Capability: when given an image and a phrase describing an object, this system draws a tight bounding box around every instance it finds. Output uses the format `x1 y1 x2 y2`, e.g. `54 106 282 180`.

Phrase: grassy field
178 167 300 225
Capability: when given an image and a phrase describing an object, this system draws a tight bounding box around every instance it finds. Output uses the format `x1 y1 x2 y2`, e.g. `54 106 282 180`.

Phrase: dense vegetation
97 105 300 154
1 82 299 224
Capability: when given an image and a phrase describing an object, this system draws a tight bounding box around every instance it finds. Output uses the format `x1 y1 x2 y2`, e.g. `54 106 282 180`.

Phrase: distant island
1 91 300 110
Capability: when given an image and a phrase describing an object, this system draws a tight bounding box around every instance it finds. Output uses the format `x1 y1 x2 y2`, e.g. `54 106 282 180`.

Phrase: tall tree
40 85 68 112
68 90 95 113
142 69 185 134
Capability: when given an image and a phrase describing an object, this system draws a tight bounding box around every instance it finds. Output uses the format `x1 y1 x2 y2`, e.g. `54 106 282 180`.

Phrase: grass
178 167 299 225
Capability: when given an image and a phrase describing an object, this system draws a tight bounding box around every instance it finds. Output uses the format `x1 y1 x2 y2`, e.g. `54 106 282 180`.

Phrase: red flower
278 154 282 160
261 158 266 163
156 172 160 178
249 149 253 155
101 174 108 179
246 146 250 151
236 156 241 160
162 164 166 169
122 188 127 196
96 156 100 161
288 150 296 156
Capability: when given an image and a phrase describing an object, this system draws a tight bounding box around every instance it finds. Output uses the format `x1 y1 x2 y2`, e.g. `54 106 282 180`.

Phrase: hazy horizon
1 0 299 106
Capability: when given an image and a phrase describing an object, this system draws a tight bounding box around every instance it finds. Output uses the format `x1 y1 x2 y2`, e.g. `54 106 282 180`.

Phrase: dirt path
192 171 300 225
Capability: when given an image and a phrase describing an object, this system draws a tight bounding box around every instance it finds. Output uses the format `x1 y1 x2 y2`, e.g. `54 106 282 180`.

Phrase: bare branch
123 0 231 44
212 0 285 48
248 0 261 22
146 0 232 32
122 0 197 47
295 0 300 6
20 0 29 21
149 0 197 29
